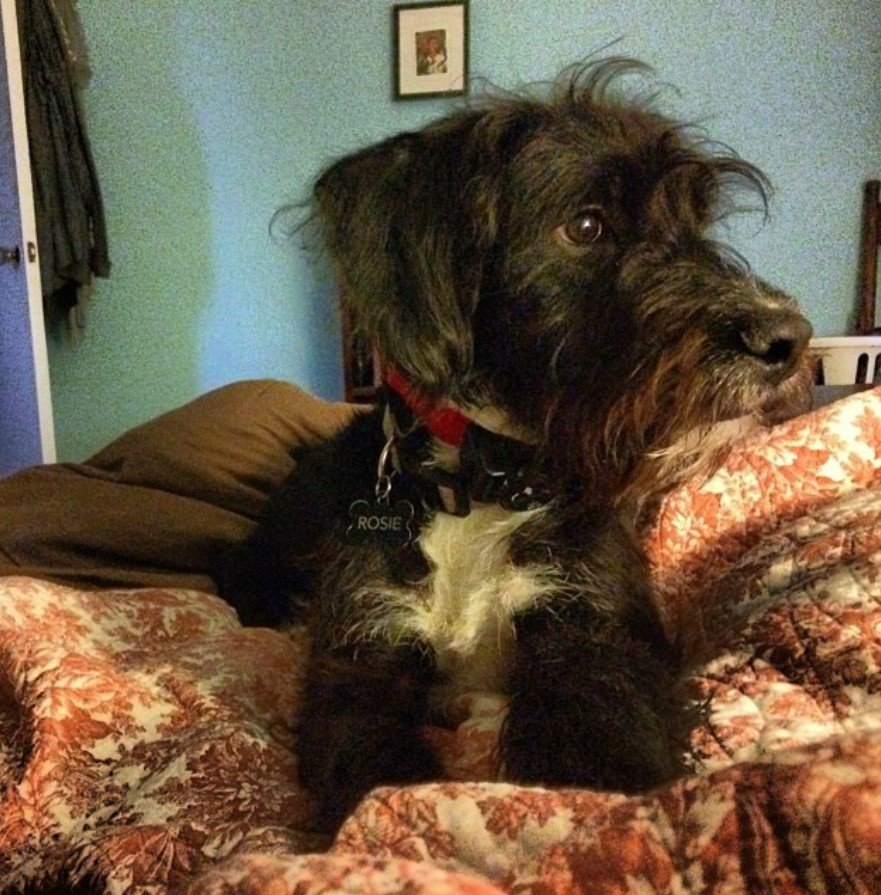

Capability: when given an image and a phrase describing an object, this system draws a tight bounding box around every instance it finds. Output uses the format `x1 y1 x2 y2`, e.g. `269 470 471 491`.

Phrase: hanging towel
18 0 110 321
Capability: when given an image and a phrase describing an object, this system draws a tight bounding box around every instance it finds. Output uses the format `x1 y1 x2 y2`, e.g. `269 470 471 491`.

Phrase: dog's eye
558 210 604 247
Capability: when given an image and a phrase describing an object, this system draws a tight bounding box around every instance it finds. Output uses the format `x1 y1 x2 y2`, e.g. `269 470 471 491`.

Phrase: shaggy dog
219 59 813 832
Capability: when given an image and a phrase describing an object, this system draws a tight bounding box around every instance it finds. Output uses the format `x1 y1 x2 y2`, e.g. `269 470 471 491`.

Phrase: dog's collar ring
375 433 396 503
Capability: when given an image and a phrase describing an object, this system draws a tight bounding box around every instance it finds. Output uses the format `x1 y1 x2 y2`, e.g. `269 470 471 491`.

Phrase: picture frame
393 2 468 100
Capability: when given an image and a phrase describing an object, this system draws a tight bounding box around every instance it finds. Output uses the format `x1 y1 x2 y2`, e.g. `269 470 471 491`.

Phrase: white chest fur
352 504 560 703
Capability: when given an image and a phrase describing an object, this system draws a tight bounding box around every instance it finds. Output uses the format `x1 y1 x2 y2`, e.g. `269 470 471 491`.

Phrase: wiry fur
218 58 813 833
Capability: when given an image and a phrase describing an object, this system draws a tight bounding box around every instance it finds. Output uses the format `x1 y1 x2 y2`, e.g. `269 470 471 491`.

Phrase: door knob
1 246 21 265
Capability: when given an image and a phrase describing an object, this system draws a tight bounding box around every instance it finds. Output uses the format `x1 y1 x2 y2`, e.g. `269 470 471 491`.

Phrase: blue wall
50 0 881 460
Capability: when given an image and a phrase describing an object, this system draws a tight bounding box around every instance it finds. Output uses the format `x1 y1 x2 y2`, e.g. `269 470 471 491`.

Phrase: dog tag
346 498 415 546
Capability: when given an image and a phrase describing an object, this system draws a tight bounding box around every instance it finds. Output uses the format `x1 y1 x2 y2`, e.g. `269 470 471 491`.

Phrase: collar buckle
383 369 552 516
460 424 546 509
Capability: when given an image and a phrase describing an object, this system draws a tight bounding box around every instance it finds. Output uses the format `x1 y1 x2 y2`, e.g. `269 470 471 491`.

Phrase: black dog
219 58 813 832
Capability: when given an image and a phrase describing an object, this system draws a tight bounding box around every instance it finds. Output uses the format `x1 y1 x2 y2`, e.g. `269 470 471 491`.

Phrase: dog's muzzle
732 305 813 384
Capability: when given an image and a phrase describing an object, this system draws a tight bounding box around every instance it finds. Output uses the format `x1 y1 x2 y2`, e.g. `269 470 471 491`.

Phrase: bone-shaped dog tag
346 498 415 546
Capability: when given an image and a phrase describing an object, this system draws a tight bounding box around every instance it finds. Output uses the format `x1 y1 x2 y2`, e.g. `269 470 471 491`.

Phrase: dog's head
313 59 813 500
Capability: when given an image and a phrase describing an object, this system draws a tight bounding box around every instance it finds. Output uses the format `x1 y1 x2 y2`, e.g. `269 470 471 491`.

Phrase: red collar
383 368 470 447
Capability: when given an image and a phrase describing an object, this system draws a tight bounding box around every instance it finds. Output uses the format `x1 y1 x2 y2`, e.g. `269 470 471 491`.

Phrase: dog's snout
735 310 813 374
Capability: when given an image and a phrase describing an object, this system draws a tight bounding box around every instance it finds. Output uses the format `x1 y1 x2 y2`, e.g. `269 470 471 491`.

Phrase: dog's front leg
297 639 443 833
501 598 682 793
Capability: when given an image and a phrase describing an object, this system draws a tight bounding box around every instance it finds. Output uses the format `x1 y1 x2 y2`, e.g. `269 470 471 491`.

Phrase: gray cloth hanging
18 0 109 317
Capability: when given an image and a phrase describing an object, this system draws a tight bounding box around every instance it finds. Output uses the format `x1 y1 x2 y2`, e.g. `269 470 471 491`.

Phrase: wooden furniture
341 308 381 403
857 179 880 335
810 180 881 386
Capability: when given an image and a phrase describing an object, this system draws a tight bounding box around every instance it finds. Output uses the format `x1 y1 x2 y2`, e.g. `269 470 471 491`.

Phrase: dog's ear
314 121 497 398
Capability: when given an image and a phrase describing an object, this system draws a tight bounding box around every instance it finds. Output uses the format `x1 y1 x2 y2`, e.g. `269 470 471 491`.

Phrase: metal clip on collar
375 433 395 503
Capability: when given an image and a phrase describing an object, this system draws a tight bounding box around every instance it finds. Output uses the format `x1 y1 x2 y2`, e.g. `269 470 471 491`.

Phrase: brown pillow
0 380 358 593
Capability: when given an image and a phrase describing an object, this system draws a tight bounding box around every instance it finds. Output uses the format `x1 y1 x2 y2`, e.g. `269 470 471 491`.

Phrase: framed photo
393 2 468 100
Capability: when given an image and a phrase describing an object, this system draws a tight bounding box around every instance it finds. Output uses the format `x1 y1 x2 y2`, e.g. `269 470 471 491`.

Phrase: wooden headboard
857 179 880 334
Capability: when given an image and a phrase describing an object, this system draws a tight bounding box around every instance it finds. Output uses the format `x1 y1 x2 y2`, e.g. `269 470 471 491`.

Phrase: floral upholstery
2 388 880 893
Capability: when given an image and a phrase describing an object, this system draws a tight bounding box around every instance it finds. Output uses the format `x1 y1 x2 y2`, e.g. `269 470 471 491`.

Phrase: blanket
2 389 881 893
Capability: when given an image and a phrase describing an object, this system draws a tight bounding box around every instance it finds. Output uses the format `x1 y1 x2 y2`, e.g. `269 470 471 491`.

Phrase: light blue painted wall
50 0 881 460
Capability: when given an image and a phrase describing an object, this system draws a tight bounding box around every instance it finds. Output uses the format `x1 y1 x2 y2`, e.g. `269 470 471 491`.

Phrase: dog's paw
499 697 682 794
298 714 444 833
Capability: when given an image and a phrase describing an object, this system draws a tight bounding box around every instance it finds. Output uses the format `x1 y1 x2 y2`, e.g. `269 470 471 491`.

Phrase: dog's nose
735 309 813 376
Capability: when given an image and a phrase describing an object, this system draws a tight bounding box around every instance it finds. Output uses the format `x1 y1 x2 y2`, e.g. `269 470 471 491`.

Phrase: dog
218 58 814 832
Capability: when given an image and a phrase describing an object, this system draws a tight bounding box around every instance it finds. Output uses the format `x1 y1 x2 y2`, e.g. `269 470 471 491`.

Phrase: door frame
1 0 55 464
